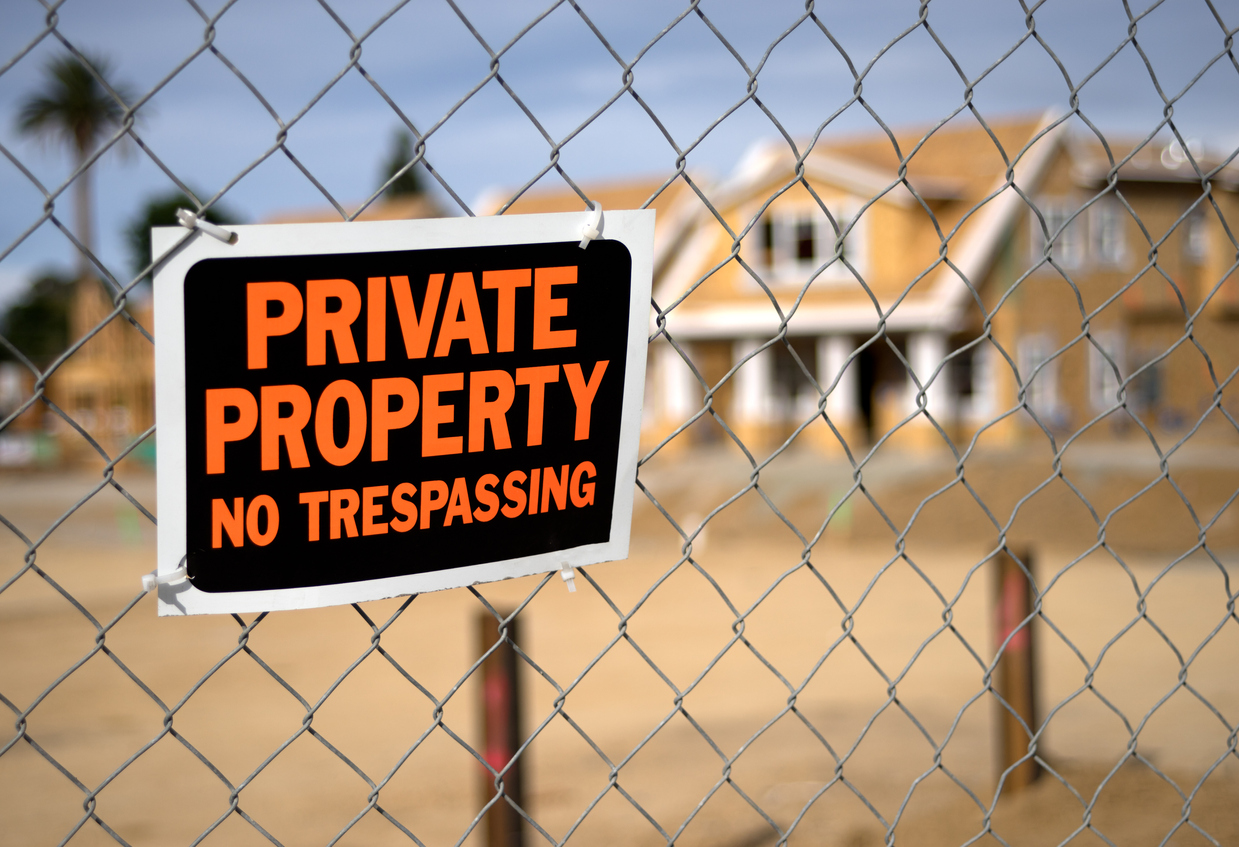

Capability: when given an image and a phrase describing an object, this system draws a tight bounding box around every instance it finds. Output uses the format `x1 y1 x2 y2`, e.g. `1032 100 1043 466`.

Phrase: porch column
732 338 773 446
965 343 997 424
810 335 861 450
649 340 698 442
817 335 858 425
907 331 953 424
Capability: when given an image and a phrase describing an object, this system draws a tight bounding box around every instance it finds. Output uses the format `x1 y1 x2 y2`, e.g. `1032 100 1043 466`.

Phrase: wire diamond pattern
2 1 1238 845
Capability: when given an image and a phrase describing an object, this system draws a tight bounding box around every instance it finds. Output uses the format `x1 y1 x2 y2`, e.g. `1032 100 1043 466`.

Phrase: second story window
1184 205 1209 265
1090 198 1126 266
795 216 816 261
761 216 776 268
1032 195 1133 272
1031 200 1086 269
753 207 862 284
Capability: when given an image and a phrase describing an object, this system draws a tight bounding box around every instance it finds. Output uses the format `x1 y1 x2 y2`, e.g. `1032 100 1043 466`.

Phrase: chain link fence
2 1 1239 845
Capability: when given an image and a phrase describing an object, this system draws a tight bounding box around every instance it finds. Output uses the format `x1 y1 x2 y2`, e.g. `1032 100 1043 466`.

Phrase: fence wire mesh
2 1 1239 845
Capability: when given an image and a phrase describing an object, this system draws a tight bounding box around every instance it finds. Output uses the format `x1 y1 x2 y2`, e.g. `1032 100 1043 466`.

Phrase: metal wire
2 1 1238 845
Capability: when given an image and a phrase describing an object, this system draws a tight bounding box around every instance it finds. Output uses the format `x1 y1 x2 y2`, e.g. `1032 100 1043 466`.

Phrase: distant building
42 193 452 468
45 126 1236 469
49 278 155 465
646 113 1239 453
474 174 711 445
494 117 1239 454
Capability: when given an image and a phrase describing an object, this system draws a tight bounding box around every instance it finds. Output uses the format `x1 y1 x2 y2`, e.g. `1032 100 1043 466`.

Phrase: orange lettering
533 266 576 349
246 495 279 546
501 471 527 518
367 276 387 362
390 482 418 532
212 497 244 548
306 278 361 366
528 467 541 515
515 365 559 447
444 477 473 527
247 282 303 370
315 380 367 466
300 490 329 541
571 462 596 507
422 372 464 456
205 388 257 475
330 489 360 539
362 485 389 536
420 479 449 530
391 274 443 359
541 464 569 512
563 361 608 440
474 474 500 522
371 377 419 461
469 370 514 452
482 269 531 352
261 385 311 470
434 272 489 357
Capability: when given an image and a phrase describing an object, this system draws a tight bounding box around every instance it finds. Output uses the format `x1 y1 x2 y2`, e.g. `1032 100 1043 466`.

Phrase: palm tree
18 52 134 279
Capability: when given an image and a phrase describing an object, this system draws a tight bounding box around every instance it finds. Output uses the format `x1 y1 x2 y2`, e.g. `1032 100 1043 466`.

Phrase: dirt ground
1 446 1237 846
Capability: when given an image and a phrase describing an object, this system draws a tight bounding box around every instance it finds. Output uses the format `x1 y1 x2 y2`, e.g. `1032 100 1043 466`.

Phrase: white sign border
153 210 654 615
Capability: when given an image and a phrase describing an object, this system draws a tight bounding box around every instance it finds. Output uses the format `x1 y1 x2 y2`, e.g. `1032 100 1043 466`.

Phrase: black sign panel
181 239 632 594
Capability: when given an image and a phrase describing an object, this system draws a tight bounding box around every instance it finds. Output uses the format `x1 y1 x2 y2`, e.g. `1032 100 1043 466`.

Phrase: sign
153 210 654 615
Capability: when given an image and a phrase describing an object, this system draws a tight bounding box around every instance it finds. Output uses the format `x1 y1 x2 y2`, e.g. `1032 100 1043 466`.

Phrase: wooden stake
478 611 525 847
994 549 1041 793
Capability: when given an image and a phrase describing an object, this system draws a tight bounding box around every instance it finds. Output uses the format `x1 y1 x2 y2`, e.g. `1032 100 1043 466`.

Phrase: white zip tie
560 562 577 593
578 202 602 249
176 208 237 244
141 563 189 593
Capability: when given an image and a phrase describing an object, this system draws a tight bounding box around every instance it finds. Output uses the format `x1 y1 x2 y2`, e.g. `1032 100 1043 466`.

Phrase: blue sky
1 0 1236 309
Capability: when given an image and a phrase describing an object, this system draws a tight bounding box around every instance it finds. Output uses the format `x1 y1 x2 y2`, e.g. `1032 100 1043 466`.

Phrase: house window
1128 350 1162 416
1091 198 1126 266
795 216 815 261
1185 206 1208 265
951 341 996 422
1031 200 1085 269
950 348 974 403
761 216 776 268
1089 332 1125 413
752 208 861 283
1019 335 1059 421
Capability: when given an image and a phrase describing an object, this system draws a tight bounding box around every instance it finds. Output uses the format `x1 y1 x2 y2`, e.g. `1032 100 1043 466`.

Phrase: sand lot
1 449 1237 846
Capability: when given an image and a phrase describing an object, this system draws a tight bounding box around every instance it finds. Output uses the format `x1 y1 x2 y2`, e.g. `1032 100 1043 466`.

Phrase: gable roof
1070 138 1239 191
653 110 1067 336
715 139 968 212
927 112 1066 321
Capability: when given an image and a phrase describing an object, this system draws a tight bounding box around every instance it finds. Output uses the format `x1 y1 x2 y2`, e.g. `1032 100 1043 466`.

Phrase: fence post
478 610 525 847
994 548 1040 793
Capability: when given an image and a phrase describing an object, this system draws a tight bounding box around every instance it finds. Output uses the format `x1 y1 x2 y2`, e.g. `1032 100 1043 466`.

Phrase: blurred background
1 1 1238 845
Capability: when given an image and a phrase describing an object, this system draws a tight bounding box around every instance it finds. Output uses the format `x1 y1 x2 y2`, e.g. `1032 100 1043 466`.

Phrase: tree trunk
73 150 93 281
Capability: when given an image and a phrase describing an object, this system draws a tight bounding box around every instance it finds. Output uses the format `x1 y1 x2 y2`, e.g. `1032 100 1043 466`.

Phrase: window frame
1088 331 1125 414
1184 205 1209 266
1018 334 1060 421
1090 196 1127 267
1030 198 1087 270
750 204 864 286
